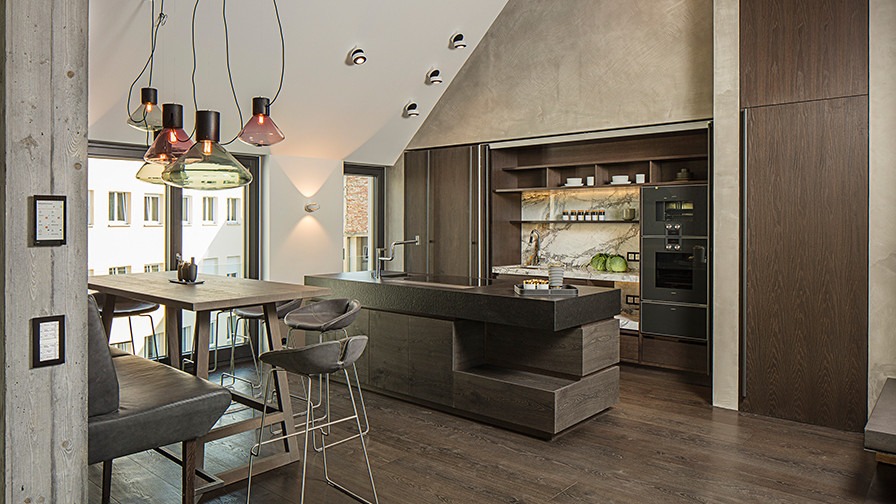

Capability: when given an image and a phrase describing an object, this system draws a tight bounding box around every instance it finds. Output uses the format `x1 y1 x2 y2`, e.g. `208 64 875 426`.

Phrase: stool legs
222 315 261 390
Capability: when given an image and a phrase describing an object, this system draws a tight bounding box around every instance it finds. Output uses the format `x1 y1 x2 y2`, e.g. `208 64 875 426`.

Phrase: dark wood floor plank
89 364 877 504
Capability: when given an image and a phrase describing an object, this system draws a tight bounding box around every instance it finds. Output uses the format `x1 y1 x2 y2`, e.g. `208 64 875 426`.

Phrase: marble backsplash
519 187 640 270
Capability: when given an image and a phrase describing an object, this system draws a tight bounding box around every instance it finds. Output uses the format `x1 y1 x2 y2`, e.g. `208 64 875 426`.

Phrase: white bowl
566 177 583 185
611 175 630 183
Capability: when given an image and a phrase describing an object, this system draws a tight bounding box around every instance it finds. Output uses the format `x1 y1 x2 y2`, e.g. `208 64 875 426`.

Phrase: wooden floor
88 365 890 503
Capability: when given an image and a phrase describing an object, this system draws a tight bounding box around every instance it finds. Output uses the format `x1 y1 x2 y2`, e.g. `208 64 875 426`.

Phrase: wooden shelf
500 161 597 172
493 180 706 193
510 219 639 224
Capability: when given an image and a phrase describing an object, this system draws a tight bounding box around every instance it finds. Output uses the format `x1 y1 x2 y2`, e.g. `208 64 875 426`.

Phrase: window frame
108 191 131 226
143 193 163 226
343 164 385 270
225 197 240 224
202 196 217 225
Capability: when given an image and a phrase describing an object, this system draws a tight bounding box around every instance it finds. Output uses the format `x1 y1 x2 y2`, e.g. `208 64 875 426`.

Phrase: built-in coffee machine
640 184 710 347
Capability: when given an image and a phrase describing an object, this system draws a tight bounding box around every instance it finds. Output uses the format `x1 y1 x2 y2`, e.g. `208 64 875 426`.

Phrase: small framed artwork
32 315 65 368
32 195 67 246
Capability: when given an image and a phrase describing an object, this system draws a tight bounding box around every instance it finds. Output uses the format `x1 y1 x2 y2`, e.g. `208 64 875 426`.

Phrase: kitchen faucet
525 229 540 266
373 235 421 279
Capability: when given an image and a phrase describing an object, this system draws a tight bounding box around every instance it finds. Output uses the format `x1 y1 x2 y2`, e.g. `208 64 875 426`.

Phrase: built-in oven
640 185 708 237
641 237 708 305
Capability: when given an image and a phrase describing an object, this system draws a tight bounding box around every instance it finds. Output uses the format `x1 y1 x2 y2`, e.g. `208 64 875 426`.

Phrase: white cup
611 175 629 183
635 173 646 184
586 176 595 186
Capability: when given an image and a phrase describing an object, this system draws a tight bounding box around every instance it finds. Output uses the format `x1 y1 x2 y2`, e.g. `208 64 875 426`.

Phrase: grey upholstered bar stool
92 292 160 359
283 299 368 434
247 336 378 504
221 299 303 388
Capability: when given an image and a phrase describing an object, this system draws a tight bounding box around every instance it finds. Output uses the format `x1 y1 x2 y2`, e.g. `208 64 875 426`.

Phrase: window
87 190 94 226
201 257 218 275
182 195 192 225
108 191 130 224
144 194 162 225
226 198 240 224
144 263 162 273
202 196 216 224
108 266 131 275
343 165 385 272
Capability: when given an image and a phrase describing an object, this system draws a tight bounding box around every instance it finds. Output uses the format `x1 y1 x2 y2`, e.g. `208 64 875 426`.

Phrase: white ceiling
88 0 508 166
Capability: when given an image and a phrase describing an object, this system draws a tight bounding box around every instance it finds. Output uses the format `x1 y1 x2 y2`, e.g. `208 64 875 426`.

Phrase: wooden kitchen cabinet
741 96 868 431
740 0 868 107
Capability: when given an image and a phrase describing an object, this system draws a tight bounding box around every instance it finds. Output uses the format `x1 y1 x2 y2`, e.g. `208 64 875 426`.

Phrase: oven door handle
693 245 707 264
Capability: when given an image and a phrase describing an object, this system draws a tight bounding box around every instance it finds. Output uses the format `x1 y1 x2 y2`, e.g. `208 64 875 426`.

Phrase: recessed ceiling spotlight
348 46 367 65
403 101 420 117
450 32 466 49
426 68 443 85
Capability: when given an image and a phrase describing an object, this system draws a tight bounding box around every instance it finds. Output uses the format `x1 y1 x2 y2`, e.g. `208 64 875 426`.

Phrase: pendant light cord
221 0 243 145
191 0 200 114
269 0 285 106
125 0 166 122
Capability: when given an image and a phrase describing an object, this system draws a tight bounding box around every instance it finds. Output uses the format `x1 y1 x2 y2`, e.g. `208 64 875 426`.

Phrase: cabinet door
742 96 868 431
404 150 429 273
408 315 454 406
368 311 409 395
429 146 474 277
740 0 868 107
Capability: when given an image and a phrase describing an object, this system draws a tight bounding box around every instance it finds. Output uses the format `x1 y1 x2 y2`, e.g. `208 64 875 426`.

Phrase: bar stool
221 299 303 388
247 336 378 504
92 292 160 359
283 299 368 434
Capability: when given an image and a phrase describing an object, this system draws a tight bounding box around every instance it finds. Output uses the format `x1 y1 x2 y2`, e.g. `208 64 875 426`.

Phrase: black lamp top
140 87 158 105
252 97 271 116
195 110 220 142
161 103 184 129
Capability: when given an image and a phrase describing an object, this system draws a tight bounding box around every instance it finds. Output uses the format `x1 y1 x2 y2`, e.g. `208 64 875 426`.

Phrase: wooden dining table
87 271 331 494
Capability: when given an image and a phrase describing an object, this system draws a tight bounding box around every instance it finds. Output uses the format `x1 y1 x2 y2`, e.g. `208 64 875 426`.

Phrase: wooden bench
87 296 231 503
866 378 896 464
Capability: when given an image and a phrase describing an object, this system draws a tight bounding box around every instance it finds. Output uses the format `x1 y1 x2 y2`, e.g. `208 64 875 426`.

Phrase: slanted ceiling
88 0 508 166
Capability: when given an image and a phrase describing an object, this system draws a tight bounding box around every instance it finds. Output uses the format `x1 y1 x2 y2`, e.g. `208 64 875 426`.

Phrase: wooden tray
513 284 578 297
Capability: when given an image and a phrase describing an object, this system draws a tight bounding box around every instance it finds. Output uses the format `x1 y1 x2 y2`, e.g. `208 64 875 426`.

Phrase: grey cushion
283 298 361 332
260 336 368 376
867 378 896 454
88 296 120 417
233 299 303 320
88 354 231 465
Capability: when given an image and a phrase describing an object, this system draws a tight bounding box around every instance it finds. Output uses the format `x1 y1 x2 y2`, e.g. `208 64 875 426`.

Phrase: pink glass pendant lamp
144 103 195 165
238 97 285 147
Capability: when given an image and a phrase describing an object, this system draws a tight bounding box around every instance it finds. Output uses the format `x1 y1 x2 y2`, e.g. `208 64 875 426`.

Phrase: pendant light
127 87 163 132
144 103 194 164
238 97 285 146
162 110 253 190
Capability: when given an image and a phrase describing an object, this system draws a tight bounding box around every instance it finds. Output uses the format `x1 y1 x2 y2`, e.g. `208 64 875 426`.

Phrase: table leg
193 311 211 380
165 306 181 370
101 294 117 341
263 303 300 459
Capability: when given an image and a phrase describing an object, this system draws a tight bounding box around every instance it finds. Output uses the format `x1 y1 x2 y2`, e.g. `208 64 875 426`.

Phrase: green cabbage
607 255 628 272
590 253 608 271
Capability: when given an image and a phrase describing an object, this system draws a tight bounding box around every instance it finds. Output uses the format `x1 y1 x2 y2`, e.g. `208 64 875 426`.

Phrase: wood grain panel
367 310 409 394
403 150 429 273
3 0 89 499
407 315 454 406
554 366 619 432
619 332 640 363
742 96 868 431
740 0 869 107
429 146 473 277
641 336 708 374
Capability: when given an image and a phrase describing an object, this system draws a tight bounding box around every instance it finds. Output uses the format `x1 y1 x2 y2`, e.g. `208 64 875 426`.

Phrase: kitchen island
305 272 622 438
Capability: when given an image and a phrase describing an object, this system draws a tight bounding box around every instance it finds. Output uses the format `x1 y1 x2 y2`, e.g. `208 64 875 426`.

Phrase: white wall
262 156 344 283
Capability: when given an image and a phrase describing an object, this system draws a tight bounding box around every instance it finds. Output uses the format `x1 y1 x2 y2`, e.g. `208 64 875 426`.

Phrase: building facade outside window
183 195 193 225
109 265 131 275
226 198 240 224
202 196 217 224
144 194 162 225
144 263 162 273
108 191 130 225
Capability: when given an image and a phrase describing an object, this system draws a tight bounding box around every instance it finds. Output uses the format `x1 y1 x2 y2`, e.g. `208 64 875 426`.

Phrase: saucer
168 279 205 285
563 183 584 187
610 181 632 185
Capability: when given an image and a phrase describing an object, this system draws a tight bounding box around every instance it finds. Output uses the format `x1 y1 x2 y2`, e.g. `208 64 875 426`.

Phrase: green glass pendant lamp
162 110 252 190
127 87 163 132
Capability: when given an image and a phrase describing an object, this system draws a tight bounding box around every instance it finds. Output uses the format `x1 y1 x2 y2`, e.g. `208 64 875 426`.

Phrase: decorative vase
183 257 199 283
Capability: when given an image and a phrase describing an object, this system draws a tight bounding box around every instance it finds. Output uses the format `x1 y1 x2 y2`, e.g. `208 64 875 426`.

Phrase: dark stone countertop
305 272 621 332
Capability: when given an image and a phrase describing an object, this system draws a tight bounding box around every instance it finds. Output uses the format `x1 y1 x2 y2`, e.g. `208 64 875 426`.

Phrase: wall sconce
348 46 367 65
426 68 443 85
450 32 466 49
403 101 420 117
304 201 321 213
